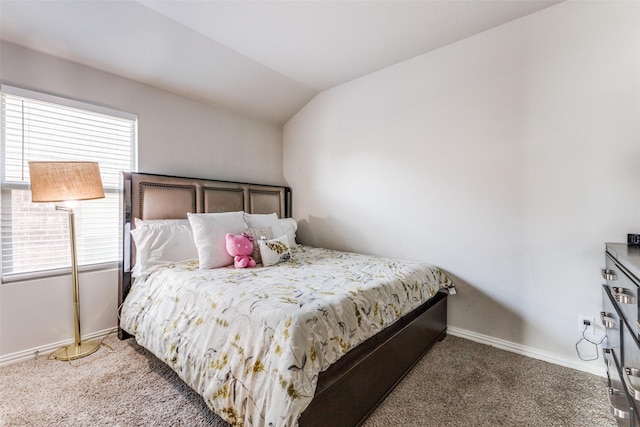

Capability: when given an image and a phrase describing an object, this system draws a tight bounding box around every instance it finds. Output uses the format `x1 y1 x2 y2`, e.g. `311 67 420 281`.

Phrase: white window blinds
1 85 137 280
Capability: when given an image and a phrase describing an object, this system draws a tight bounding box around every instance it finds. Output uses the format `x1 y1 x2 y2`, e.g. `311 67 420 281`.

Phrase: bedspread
120 245 452 426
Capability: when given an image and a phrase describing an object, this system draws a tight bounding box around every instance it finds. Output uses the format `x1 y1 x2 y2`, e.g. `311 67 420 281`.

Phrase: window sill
1 262 118 284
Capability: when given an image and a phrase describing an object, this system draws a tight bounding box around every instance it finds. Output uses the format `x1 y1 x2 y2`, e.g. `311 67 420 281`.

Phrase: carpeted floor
0 334 615 427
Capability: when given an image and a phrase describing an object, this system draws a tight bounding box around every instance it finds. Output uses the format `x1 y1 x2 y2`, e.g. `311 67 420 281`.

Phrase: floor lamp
29 161 105 361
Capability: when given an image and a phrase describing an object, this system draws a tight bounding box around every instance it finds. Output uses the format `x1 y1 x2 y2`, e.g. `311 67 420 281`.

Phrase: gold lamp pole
29 161 105 361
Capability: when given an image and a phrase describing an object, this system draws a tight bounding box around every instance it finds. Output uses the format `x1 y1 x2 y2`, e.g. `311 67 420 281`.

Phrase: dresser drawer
604 285 623 353
605 348 635 426
622 320 640 409
605 254 639 337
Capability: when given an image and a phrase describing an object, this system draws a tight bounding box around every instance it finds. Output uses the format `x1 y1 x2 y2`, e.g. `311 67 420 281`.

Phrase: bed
118 172 453 426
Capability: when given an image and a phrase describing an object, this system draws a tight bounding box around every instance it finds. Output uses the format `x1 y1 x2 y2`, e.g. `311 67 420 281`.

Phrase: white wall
0 42 284 360
284 1 640 373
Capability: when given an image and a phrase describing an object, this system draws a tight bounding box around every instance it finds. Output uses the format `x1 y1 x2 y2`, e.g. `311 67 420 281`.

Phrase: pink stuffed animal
225 233 256 268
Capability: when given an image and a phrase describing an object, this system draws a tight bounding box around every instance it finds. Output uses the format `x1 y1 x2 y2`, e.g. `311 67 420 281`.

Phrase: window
1 85 137 281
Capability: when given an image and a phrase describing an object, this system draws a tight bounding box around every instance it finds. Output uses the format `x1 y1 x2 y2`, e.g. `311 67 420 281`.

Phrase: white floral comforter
120 245 452 426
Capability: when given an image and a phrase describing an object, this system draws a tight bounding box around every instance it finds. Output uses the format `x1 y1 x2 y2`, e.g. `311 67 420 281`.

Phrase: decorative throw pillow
130 218 197 277
243 227 273 264
187 211 246 269
258 235 292 267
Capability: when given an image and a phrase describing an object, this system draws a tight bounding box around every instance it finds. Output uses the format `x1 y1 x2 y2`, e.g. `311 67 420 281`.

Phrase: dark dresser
603 243 640 426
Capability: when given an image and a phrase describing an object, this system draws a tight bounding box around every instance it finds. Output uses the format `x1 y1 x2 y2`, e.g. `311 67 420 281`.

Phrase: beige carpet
0 334 615 426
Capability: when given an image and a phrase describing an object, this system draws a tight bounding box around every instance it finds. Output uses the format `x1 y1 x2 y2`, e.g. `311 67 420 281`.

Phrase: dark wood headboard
118 172 291 338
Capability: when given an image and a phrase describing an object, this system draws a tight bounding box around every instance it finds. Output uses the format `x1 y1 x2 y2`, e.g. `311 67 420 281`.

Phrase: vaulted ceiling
0 0 560 125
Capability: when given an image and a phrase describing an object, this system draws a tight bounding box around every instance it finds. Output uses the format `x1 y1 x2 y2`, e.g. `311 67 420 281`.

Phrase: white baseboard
447 326 607 378
2 326 607 377
0 327 118 367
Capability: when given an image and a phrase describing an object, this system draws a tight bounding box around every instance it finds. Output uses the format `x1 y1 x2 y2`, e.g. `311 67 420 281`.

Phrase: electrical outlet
578 315 595 335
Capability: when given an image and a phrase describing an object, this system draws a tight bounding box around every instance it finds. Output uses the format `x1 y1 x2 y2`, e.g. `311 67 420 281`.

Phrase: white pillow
278 217 298 247
258 235 292 267
244 213 285 239
244 212 299 244
188 212 246 269
130 219 197 277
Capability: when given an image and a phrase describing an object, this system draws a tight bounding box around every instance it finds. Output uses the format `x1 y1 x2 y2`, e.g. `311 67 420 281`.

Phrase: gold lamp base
52 340 101 361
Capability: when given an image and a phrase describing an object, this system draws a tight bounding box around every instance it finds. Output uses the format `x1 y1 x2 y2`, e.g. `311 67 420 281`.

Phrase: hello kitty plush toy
225 233 256 268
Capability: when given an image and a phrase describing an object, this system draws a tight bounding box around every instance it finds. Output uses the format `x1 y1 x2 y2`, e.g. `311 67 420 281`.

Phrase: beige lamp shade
29 161 105 202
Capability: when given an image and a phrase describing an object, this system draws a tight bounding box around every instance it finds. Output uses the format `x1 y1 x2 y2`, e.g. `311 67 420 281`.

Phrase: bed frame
118 172 448 427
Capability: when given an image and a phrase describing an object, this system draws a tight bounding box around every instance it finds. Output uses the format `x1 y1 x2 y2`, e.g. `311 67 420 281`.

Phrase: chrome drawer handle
612 287 635 304
624 367 640 401
611 406 630 420
600 311 616 329
602 268 617 280
609 386 631 419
